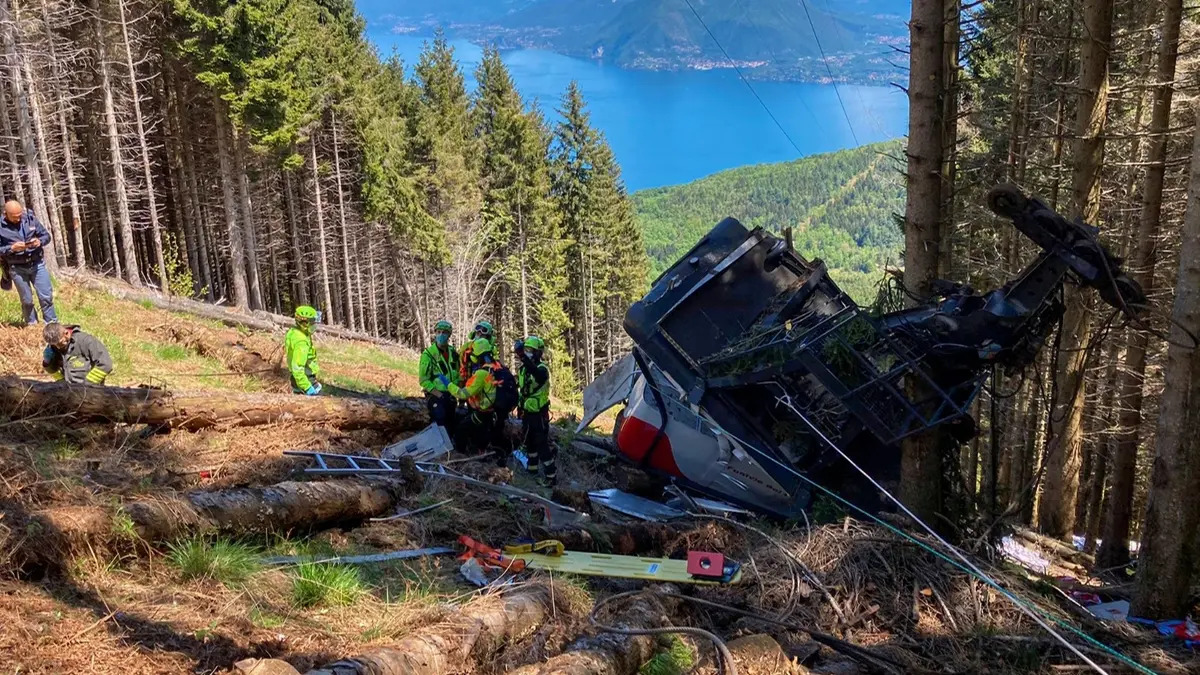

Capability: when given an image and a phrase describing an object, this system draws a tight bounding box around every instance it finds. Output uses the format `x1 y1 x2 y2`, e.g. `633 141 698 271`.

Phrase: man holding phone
0 199 56 325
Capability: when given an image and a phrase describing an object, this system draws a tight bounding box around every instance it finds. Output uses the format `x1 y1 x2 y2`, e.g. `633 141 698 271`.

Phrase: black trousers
426 392 458 438
465 408 498 455
523 408 553 477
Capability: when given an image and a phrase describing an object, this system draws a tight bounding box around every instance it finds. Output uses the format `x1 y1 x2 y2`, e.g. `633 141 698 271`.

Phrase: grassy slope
0 281 422 396
633 140 905 303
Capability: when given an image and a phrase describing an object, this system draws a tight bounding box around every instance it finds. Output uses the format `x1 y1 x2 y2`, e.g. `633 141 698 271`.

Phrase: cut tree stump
306 587 552 675
505 592 678 675
0 377 427 431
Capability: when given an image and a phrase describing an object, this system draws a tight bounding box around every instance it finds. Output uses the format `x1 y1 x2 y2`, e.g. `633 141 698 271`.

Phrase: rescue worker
441 337 498 454
42 322 112 385
286 305 323 395
458 320 496 383
419 320 460 435
516 336 554 485
1 200 56 325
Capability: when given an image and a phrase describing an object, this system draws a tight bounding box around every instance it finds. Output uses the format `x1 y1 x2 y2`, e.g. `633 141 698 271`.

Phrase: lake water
369 32 909 191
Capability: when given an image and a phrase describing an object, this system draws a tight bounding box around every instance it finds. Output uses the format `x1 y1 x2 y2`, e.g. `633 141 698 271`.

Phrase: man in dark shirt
43 323 113 385
0 200 56 325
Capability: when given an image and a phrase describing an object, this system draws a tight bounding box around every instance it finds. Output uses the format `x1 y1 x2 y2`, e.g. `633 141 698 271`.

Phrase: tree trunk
116 0 165 288
311 135 335 324
213 98 249 308
0 377 428 432
367 232 379 336
124 477 418 541
937 0 960 280
91 0 139 283
284 168 308 306
50 29 85 267
0 79 22 198
233 131 264 309
182 118 214 301
19 41 65 269
1130 102 1200 620
1098 0 1182 571
306 589 552 675
330 111 357 331
900 0 947 524
1040 0 1113 539
3 0 53 272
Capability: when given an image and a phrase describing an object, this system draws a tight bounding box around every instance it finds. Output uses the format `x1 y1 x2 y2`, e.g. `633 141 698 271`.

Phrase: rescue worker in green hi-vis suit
419 319 461 436
286 305 323 395
515 335 553 485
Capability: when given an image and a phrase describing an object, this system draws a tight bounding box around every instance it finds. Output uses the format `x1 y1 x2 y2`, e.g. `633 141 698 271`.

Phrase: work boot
537 473 556 488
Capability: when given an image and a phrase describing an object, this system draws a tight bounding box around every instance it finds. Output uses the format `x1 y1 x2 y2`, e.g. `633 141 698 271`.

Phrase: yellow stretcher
513 550 743 585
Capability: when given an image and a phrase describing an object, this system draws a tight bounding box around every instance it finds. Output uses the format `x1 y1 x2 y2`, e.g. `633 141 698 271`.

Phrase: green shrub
291 563 364 608
167 538 261 585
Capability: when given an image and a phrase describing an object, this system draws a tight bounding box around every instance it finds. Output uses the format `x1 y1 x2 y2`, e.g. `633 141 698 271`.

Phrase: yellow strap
51 370 64 381
514 551 742 585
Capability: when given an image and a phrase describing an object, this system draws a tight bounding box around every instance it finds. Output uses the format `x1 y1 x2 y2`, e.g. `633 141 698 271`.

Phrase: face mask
524 349 535 361
435 333 449 347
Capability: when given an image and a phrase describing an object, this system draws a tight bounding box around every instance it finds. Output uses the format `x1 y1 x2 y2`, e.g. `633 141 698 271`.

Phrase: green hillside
632 141 905 302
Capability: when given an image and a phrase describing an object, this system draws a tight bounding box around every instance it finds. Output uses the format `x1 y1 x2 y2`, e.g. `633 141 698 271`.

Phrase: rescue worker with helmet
458 320 496 383
419 319 460 435
42 322 113 385
286 306 323 395
441 337 499 454
516 335 553 485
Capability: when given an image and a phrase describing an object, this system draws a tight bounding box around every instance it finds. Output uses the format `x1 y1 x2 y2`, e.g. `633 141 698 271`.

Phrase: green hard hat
295 305 318 320
434 319 452 333
523 335 546 351
472 337 494 356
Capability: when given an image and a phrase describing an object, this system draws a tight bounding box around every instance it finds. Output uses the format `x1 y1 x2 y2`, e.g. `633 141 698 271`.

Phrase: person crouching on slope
419 319 460 436
442 337 499 456
43 322 112 385
516 336 553 485
287 306 323 395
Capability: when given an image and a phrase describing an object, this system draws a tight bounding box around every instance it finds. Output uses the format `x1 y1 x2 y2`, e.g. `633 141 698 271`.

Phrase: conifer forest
0 0 646 391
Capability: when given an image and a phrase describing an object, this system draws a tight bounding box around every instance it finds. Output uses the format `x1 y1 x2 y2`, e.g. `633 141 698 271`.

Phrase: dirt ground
0 283 1196 675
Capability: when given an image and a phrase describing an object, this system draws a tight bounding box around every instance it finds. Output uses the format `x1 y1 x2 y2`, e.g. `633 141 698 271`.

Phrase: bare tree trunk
87 125 122 279
367 230 379 336
91 0 138 284
900 0 948 523
18 40 65 269
233 132 263 309
284 168 307 306
330 111 356 331
182 127 214 300
1130 103 1200 620
115 0 164 287
0 81 22 197
1040 0 1113 540
1098 0 1182 571
45 0 85 268
213 98 249 308
3 0 53 272
310 135 334 323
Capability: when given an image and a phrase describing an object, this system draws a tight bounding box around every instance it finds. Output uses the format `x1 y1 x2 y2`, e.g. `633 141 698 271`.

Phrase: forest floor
0 279 1195 675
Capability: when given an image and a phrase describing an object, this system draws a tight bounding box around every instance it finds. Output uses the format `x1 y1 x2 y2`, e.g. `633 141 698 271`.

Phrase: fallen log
0 377 427 431
306 587 552 675
124 475 418 541
505 591 678 675
13 476 419 572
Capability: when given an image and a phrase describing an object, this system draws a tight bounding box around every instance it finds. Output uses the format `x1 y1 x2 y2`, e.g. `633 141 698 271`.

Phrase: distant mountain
632 141 905 303
372 0 909 84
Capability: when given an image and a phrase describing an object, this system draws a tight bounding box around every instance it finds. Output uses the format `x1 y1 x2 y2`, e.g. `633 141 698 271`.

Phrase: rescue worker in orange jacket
442 337 499 455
